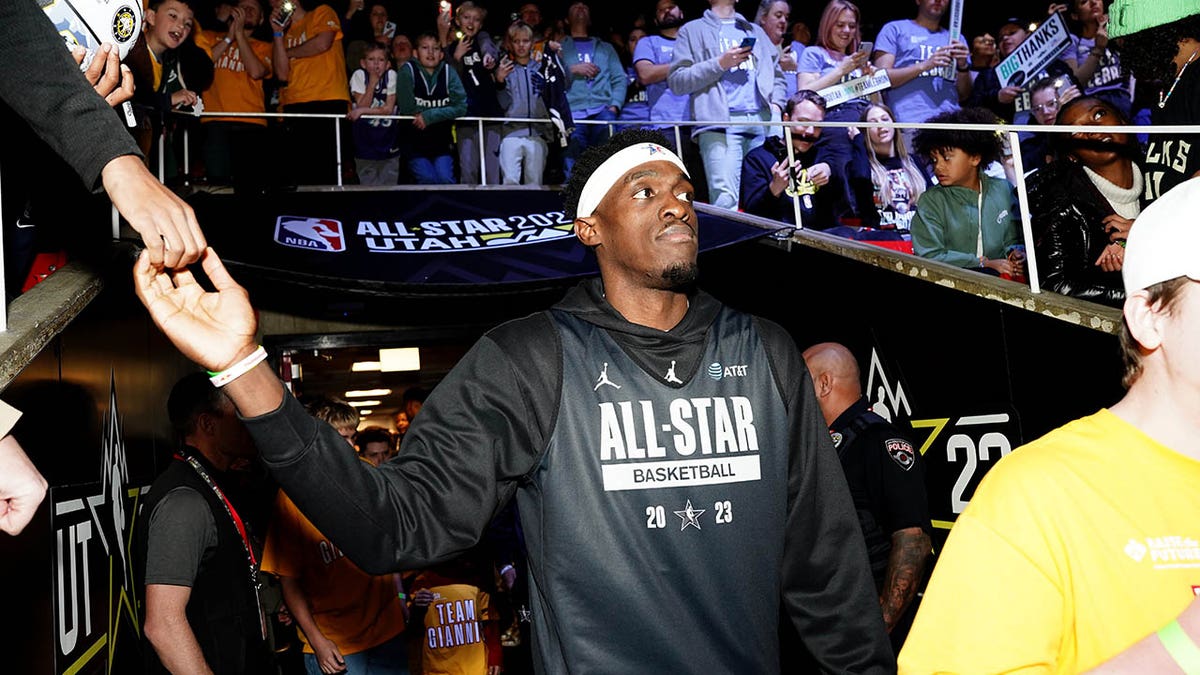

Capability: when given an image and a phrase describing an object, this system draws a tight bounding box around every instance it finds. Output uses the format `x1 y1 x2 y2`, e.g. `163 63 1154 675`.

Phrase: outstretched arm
132 247 284 416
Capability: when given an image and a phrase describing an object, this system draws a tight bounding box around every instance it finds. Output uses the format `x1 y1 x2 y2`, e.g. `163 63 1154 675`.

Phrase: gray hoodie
668 9 787 136
497 60 553 142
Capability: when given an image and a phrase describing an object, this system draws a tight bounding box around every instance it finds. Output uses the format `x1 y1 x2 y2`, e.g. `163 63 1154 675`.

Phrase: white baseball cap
1122 177 1200 295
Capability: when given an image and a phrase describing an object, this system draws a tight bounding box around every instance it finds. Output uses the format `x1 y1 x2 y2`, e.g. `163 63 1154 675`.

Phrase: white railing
167 108 1200 297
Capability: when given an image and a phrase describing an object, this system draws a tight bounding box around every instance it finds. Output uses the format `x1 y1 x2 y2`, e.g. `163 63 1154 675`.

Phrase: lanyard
176 453 268 639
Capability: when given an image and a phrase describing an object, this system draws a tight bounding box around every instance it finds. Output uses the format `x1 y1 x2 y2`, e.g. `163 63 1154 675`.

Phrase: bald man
803 342 932 650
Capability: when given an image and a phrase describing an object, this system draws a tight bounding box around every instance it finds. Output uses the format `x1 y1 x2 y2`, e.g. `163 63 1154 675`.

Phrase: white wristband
209 346 268 387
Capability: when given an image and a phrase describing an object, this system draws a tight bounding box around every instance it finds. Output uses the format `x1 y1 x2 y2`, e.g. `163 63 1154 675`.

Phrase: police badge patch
830 431 843 448
885 438 915 471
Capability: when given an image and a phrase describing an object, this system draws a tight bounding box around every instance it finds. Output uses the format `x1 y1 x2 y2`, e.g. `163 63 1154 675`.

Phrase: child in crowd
410 556 502 675
136 0 213 179
910 107 1024 277
397 33 467 184
349 42 401 185
494 22 554 185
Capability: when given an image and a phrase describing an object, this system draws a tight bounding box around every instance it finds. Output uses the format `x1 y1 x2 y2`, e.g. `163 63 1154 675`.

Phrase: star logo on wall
673 499 705 531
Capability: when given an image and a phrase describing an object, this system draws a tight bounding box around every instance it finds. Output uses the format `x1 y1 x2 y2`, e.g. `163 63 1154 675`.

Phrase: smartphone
439 1 452 14
384 21 396 38
739 36 756 50
859 41 873 55
276 0 295 25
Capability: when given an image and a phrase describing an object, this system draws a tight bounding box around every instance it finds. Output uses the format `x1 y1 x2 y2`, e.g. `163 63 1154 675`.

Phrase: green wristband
1159 619 1200 675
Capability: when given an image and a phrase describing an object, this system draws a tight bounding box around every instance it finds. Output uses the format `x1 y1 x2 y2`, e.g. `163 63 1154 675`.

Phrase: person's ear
197 412 218 436
575 215 601 248
1124 290 1168 353
969 152 982 168
145 7 157 26
814 372 833 398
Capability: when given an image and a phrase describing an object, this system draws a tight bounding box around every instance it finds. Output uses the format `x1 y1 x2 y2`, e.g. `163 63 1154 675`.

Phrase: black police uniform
829 397 932 650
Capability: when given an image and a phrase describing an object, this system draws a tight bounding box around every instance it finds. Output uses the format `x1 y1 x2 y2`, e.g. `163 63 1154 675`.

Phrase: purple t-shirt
874 19 960 123
718 19 759 114
797 46 866 102
1068 34 1130 99
632 34 690 125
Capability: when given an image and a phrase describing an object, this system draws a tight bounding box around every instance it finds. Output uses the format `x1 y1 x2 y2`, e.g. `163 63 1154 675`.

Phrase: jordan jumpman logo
594 363 621 390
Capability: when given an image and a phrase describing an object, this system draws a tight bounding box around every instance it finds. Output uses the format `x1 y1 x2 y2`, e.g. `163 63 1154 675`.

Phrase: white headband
575 143 690 218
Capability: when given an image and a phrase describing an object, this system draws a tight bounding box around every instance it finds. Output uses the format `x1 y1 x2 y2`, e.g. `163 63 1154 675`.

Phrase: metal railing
166 108 1200 298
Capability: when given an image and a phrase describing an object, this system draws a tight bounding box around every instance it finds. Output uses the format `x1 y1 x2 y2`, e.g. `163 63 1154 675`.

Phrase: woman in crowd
1061 0 1133 117
1026 96 1139 306
849 102 927 231
756 0 798 98
795 0 872 220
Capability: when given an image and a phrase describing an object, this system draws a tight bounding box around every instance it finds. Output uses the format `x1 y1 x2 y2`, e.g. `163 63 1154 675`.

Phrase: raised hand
132 247 258 373
0 435 47 536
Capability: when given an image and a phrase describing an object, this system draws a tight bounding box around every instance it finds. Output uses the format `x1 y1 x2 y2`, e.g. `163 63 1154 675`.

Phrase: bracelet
1159 619 1200 674
223 36 233 45
397 591 407 600
273 31 284 37
208 346 268 387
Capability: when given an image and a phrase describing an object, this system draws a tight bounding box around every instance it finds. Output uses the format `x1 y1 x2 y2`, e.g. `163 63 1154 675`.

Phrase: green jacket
912 173 1022 268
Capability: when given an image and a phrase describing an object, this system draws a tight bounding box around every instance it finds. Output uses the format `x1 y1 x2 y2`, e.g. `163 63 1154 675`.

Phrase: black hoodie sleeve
243 314 559 574
0 0 142 190
754 317 896 673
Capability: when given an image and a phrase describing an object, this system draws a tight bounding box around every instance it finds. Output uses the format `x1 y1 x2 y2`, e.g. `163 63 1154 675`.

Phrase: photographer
740 89 835 228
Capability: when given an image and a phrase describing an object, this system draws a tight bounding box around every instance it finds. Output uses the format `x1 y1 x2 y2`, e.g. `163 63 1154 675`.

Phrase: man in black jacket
740 89 834 228
133 129 893 674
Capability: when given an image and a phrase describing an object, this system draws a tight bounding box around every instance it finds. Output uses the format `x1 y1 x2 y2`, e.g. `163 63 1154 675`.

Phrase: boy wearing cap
1109 0 1200 202
132 128 892 673
899 177 1200 673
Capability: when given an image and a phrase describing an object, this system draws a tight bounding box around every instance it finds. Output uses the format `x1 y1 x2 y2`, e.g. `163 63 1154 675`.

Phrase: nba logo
274 216 346 252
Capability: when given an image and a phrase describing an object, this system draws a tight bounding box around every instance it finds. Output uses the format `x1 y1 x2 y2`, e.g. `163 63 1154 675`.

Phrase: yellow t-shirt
280 4 349 106
900 410 1200 674
260 491 405 655
417 581 494 675
197 30 273 126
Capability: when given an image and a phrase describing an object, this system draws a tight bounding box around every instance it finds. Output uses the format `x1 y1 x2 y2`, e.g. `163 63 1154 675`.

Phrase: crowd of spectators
132 0 1185 307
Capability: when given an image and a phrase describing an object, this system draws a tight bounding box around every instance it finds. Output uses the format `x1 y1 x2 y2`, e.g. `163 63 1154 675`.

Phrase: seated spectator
495 22 555 185
1026 96 1139 306
910 108 1023 276
561 2 628 175
197 0 272 188
355 426 395 466
1020 75 1082 172
1062 0 1132 118
740 90 834 227
757 0 798 98
348 43 401 186
797 0 873 220
397 33 467 184
439 1 502 185
848 102 928 231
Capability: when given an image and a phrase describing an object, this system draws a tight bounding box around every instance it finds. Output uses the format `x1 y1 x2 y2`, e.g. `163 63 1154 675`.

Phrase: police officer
803 341 932 651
